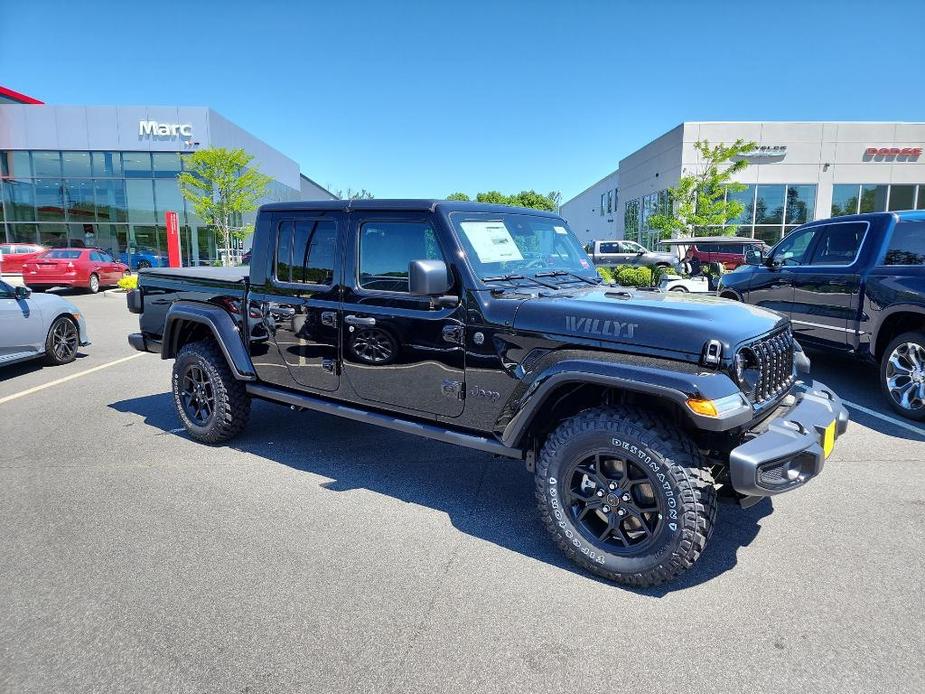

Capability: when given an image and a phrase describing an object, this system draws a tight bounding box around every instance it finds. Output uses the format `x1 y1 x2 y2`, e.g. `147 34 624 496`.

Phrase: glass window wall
32 151 62 177
888 185 916 211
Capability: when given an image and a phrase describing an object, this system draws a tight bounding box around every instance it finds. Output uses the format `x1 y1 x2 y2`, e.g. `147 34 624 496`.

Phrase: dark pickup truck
127 200 847 586
718 210 925 420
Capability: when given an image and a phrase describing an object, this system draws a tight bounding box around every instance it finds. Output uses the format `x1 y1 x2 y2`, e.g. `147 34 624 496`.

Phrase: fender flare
869 303 925 356
163 301 256 381
499 358 748 448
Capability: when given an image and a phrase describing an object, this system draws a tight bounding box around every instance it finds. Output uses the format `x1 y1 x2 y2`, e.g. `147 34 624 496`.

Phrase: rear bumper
24 276 81 286
128 332 160 353
729 379 848 500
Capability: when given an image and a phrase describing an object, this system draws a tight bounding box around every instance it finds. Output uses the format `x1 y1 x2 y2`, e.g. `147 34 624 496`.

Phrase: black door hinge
442 324 464 345
441 379 464 400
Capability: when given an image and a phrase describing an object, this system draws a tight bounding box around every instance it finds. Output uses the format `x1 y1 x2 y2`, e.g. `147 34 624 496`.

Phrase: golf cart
656 236 764 294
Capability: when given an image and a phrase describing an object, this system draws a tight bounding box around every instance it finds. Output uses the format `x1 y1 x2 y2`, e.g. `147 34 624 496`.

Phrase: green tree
648 139 756 239
448 190 560 211
178 147 272 266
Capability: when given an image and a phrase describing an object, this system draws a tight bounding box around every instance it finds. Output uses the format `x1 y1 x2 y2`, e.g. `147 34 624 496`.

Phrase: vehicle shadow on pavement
0 352 89 381
110 393 775 594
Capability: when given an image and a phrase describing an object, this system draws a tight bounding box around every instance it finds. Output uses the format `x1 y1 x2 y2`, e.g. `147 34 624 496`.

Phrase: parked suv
127 200 847 586
718 211 925 419
584 240 676 268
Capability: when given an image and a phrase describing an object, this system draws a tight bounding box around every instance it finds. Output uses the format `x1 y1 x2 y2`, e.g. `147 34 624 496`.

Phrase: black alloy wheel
179 363 216 426
564 452 664 555
352 327 396 364
45 317 78 365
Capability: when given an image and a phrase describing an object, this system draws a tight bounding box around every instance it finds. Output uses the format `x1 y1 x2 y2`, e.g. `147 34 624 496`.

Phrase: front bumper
729 379 848 500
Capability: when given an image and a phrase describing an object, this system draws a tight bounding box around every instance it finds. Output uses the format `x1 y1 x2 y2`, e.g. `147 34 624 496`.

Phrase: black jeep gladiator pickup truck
718 210 925 420
127 200 848 586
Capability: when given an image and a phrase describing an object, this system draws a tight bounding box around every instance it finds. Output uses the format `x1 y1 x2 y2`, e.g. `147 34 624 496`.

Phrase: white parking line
842 398 925 437
0 353 146 406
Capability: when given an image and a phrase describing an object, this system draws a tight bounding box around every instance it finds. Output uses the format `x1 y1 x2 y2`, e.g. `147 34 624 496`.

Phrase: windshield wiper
534 270 599 286
481 273 559 290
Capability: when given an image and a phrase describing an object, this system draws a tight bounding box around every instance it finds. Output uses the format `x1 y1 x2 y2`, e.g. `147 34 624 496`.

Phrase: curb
103 289 128 299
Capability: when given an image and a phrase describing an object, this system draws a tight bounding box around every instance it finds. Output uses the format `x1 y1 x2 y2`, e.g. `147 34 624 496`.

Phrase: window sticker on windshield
459 221 524 263
554 225 569 235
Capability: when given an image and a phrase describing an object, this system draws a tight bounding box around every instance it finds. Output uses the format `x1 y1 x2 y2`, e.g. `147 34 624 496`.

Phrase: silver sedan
0 280 90 367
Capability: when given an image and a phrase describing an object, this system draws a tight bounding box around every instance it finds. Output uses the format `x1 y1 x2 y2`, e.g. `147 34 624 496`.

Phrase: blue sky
3 0 924 201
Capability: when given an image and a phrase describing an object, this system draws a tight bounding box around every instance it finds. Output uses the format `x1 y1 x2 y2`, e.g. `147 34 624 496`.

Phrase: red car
0 243 47 273
22 248 130 294
681 237 771 271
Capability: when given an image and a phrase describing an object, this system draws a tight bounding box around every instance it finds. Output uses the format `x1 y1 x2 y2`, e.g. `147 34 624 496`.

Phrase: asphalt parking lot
2 290 924 693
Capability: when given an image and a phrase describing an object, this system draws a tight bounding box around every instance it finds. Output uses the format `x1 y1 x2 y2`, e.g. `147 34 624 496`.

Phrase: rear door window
883 221 925 265
291 220 337 285
598 242 620 254
807 222 868 265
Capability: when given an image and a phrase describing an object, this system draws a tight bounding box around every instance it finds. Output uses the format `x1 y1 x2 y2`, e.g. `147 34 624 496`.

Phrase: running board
245 383 524 460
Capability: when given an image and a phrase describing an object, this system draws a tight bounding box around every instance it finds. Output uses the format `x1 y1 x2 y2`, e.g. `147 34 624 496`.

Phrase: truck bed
140 266 249 283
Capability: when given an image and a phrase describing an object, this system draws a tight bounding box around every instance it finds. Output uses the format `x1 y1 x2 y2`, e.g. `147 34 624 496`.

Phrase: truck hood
513 285 786 356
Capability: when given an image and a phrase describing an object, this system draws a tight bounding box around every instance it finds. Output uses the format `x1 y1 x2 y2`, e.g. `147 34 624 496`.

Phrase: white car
0 280 90 367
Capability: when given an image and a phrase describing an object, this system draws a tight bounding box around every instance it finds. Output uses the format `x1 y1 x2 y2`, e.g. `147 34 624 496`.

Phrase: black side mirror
14 285 31 300
408 259 451 296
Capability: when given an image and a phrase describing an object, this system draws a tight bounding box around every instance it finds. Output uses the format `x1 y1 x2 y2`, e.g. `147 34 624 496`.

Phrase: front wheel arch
719 290 741 301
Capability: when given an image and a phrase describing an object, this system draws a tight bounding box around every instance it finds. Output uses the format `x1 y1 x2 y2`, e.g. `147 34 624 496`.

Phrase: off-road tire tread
535 405 716 587
173 339 251 443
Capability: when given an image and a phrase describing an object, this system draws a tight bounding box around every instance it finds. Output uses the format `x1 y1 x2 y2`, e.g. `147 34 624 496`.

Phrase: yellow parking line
0 353 146 406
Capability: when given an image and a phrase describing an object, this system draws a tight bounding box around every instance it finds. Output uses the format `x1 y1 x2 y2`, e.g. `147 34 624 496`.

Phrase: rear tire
87 273 100 294
172 340 251 443
535 406 716 587
880 331 925 421
669 286 688 292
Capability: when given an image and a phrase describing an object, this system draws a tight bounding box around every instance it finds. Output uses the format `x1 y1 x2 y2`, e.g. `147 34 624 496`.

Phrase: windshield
449 211 598 281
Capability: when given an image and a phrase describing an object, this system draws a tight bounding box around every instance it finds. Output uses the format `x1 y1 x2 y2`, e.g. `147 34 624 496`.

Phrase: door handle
345 315 376 327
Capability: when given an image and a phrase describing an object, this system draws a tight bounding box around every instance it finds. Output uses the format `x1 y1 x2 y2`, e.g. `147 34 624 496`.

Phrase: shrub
117 274 138 291
614 265 652 287
596 266 615 283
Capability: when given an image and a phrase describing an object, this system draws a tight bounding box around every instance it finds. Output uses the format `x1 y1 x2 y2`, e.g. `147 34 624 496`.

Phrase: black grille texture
747 327 795 405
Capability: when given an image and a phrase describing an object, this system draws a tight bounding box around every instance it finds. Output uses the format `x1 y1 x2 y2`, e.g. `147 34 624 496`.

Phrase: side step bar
245 383 525 460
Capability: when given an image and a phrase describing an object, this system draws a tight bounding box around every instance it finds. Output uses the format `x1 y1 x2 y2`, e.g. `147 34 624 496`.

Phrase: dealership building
561 121 925 248
0 86 334 266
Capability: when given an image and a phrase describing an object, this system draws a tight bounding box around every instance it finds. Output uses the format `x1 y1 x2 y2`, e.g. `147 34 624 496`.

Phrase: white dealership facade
561 121 925 247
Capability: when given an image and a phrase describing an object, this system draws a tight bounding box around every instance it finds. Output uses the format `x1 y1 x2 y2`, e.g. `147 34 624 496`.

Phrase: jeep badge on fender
127 199 848 587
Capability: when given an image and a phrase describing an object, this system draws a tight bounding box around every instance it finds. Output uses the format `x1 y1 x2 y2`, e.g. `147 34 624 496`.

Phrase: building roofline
0 85 43 104
299 173 338 199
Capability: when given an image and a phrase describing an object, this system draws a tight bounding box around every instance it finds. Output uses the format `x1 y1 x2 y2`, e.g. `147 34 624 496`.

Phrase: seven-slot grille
748 326 795 405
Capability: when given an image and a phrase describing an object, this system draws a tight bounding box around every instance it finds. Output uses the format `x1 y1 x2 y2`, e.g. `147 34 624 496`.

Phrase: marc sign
138 120 193 138
864 146 921 160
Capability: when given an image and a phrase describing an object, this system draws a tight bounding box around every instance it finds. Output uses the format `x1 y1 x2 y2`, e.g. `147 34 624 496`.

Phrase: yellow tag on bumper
823 420 836 459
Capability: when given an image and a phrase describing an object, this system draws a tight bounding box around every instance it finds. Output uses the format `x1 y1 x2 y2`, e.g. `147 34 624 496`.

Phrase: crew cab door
747 225 820 317
340 212 465 418
248 211 343 392
788 221 869 348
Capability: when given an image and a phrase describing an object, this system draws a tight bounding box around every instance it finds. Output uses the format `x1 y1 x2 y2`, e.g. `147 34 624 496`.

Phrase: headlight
734 347 761 397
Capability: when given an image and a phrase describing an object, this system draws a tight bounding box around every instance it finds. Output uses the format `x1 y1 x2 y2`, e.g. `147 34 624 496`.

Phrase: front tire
669 286 688 293
172 340 251 443
44 316 78 365
880 331 925 421
535 406 716 587
87 273 100 294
